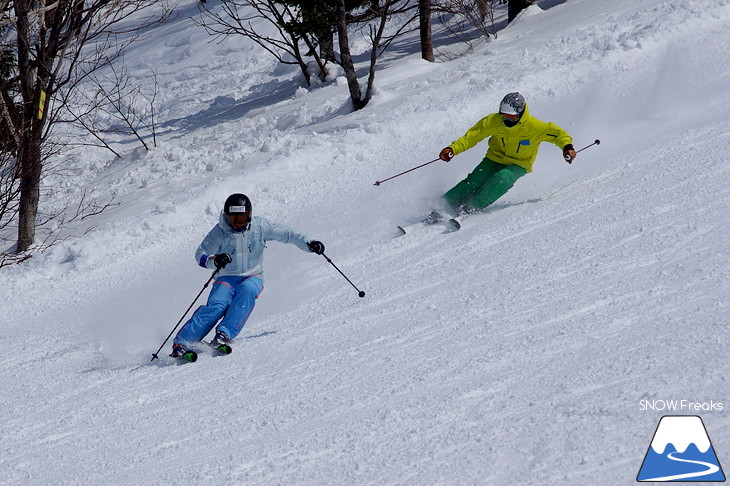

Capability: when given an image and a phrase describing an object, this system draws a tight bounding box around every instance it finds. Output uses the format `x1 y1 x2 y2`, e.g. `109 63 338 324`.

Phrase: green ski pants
443 157 527 211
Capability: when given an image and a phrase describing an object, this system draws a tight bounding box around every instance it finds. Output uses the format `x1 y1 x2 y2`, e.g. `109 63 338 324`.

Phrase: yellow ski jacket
449 103 572 173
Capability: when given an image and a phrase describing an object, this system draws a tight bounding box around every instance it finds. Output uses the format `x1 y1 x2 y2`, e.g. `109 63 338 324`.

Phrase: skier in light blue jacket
171 193 325 360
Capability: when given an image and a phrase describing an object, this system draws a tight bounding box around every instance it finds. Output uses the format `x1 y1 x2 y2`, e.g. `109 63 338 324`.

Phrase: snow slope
1 0 729 484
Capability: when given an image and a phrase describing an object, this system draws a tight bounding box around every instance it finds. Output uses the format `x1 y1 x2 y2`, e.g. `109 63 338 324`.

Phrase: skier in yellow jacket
439 92 576 215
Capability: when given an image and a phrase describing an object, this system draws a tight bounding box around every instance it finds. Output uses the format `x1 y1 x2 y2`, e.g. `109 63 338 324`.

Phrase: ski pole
374 158 440 186
320 252 366 298
150 269 219 362
565 139 601 161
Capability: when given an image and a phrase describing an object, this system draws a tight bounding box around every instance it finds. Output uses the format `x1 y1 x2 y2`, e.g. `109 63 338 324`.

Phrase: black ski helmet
224 193 252 215
223 193 252 232
499 92 526 127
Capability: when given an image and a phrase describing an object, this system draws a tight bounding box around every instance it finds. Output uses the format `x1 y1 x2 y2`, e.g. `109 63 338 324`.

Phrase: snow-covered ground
2 0 729 484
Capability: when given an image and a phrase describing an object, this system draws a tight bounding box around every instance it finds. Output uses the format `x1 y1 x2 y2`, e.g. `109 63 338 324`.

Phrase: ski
208 341 233 355
447 205 492 232
397 209 483 236
168 344 230 363
171 350 198 362
397 210 445 236
446 217 461 232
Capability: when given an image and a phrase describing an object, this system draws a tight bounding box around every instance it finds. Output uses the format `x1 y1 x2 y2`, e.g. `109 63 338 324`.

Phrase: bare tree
196 0 331 86
0 144 22 266
475 0 489 19
437 0 499 45
332 0 415 110
418 0 434 62
68 64 160 156
1 1 172 260
197 0 414 111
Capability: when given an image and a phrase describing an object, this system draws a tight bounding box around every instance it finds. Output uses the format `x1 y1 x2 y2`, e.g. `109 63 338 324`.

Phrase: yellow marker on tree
38 90 46 120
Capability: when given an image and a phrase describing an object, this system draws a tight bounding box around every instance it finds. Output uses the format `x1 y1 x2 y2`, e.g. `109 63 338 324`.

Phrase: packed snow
1 0 729 484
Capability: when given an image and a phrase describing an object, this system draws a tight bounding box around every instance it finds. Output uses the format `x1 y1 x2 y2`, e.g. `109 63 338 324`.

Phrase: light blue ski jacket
196 212 312 278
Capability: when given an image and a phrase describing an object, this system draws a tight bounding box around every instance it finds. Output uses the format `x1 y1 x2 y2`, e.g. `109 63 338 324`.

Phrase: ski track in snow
2 0 730 484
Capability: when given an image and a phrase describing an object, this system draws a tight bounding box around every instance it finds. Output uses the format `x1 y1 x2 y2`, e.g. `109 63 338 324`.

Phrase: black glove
213 253 232 269
307 240 325 255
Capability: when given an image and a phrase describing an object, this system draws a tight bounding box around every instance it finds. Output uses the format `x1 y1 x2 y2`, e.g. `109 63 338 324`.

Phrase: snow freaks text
639 400 724 412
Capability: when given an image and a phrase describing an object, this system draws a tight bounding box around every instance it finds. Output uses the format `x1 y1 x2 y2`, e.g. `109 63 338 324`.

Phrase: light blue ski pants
174 276 263 345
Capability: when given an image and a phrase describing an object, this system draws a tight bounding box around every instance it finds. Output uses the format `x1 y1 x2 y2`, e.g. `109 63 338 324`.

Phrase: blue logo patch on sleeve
520 140 531 146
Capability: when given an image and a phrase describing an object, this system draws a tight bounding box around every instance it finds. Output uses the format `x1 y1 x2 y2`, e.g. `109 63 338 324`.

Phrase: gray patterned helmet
499 92 526 115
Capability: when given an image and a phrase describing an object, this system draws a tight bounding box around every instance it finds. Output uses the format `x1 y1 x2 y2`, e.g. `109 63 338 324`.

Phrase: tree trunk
317 31 336 64
16 129 42 252
476 0 490 21
508 0 534 22
362 1 392 106
418 0 434 62
14 1 43 253
334 0 364 110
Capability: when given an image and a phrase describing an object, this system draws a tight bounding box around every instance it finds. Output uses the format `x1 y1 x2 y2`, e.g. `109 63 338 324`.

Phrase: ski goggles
500 112 520 122
226 213 250 226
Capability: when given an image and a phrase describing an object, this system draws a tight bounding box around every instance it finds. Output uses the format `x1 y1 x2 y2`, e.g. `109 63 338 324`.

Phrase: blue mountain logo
637 415 726 482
